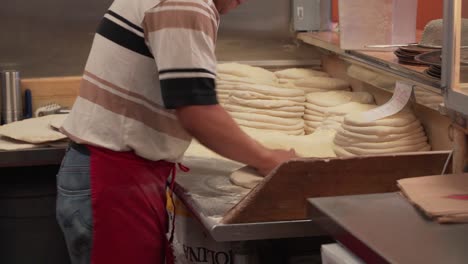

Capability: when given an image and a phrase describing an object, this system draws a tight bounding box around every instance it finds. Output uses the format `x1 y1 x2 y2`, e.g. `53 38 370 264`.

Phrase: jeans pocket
57 148 91 192
56 191 93 260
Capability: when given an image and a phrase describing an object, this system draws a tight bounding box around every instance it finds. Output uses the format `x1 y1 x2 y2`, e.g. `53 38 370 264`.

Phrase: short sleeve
143 0 220 109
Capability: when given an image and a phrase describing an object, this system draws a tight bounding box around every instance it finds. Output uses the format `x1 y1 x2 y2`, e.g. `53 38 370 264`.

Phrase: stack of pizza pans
394 45 437 65
414 49 468 80
425 65 442 79
415 50 442 79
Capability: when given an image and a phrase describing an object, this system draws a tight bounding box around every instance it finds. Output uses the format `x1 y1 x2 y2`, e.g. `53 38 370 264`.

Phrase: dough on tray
335 130 426 143
223 103 303 118
234 118 304 131
274 68 329 79
294 77 350 91
305 102 376 116
223 104 304 118
341 121 423 136
341 143 431 155
334 134 428 149
305 109 326 117
230 112 303 126
216 74 277 86
234 83 304 97
306 91 374 107
281 84 326 93
303 114 323 122
217 63 277 83
0 136 46 151
231 90 305 103
241 126 305 136
304 120 322 128
229 96 304 109
343 110 417 127
0 115 68 144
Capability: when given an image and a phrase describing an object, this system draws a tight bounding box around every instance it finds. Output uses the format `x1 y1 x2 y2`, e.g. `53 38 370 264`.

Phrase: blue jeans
56 145 93 264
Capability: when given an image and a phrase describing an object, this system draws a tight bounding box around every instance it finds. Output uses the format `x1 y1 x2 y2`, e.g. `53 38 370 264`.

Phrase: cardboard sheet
398 173 468 223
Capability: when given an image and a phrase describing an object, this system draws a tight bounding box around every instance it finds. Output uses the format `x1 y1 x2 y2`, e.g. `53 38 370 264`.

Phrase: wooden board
21 76 81 113
222 151 452 224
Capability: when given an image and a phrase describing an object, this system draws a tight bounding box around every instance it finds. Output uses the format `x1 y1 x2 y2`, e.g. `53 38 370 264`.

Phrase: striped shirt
61 0 220 162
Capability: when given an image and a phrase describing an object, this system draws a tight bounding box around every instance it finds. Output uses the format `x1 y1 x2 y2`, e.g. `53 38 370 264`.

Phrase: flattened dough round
234 118 304 131
229 96 304 109
305 120 322 128
305 102 375 116
334 135 428 149
333 144 431 157
230 166 263 189
224 104 304 118
305 109 325 116
230 112 303 126
217 74 277 86
342 142 431 155
334 130 426 143
217 63 277 83
236 84 304 97
303 114 324 122
341 120 422 136
231 90 305 102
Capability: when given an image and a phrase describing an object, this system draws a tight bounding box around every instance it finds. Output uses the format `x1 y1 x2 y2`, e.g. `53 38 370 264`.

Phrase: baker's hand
256 149 297 177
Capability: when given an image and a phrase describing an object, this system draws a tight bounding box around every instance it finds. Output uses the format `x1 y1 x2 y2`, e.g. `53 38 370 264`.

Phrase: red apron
88 145 183 264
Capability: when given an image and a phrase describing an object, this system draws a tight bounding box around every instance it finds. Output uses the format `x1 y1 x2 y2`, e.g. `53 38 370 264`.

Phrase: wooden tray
222 151 451 224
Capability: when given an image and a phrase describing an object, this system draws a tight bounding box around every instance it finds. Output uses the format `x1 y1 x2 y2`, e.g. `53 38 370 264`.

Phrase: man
56 0 296 263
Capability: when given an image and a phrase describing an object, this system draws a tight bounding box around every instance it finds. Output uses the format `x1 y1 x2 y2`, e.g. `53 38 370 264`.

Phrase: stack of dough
283 76 351 94
333 110 431 157
303 91 376 134
216 63 278 104
225 84 306 135
274 68 329 85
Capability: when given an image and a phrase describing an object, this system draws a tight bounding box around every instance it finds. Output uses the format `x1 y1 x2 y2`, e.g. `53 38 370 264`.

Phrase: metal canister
1 70 23 124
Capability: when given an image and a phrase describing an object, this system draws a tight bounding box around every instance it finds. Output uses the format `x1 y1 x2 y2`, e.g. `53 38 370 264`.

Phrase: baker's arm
142 2 294 174
176 104 296 176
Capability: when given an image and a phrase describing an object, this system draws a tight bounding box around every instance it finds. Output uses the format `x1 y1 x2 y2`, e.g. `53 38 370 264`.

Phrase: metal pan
399 45 438 54
415 51 442 66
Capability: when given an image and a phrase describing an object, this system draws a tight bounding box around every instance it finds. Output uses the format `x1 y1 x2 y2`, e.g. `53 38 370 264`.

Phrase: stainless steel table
308 193 468 264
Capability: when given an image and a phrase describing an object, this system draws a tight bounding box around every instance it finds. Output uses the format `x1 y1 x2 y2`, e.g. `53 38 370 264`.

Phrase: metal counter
308 193 468 264
0 147 65 168
175 157 324 242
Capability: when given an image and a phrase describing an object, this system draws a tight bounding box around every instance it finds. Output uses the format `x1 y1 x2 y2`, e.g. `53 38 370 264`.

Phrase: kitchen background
0 0 446 78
